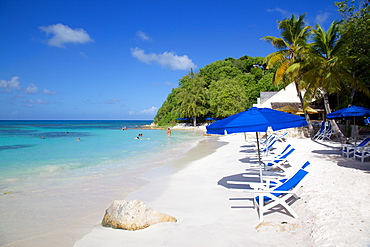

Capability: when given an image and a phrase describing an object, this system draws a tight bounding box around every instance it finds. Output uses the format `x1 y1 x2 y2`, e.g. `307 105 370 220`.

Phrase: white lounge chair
342 137 370 158
316 122 332 140
260 137 277 156
251 168 309 222
354 146 370 162
263 146 295 168
313 121 326 140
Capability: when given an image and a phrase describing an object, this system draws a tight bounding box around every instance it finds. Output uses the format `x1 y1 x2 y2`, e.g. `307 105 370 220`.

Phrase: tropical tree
176 73 209 126
208 78 248 118
336 0 370 106
300 21 369 140
261 14 315 136
298 22 349 141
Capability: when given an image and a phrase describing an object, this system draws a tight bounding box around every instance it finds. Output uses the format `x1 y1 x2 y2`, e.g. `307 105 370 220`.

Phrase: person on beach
167 128 171 138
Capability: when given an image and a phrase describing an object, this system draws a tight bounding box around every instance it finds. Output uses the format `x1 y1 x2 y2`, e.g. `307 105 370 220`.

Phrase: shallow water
0 120 205 246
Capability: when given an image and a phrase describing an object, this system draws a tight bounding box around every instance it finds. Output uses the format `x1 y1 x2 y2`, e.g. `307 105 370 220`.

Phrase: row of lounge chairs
258 132 288 156
313 121 333 140
315 121 370 162
342 137 370 162
226 134 310 222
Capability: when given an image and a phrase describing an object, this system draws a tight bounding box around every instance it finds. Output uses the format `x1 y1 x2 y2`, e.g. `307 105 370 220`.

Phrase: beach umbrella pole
255 132 263 182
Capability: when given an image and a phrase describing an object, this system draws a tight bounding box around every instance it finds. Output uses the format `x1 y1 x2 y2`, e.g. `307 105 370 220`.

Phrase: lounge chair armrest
254 190 297 194
341 143 354 148
355 146 368 151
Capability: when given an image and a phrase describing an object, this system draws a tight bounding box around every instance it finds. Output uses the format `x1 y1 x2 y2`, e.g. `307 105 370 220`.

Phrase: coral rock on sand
101 199 177 230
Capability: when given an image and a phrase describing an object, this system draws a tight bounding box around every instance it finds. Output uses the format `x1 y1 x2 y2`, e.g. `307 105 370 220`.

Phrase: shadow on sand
312 139 370 173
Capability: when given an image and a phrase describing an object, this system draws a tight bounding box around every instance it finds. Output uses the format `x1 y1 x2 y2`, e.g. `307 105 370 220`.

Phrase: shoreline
75 133 370 247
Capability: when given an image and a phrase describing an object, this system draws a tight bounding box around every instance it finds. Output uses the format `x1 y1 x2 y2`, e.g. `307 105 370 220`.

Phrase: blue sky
0 0 341 120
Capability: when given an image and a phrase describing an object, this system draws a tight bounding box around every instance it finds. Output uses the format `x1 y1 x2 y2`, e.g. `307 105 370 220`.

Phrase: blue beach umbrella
327 105 370 144
206 107 307 135
206 107 307 180
326 105 370 119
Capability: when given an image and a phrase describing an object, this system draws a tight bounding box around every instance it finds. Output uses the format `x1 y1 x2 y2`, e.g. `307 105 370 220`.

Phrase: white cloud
129 106 158 116
40 23 94 48
131 47 196 70
164 81 175 86
315 12 331 24
43 89 57 95
104 98 121 104
0 76 21 92
141 106 158 115
22 98 49 107
136 30 151 41
267 7 291 17
79 51 88 58
25 83 39 94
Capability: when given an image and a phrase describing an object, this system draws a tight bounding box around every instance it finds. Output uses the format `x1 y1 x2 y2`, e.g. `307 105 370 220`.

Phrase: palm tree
176 73 209 126
299 22 358 141
262 14 315 136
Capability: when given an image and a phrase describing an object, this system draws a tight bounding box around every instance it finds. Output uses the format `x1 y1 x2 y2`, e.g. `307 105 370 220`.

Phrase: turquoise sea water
0 120 207 245
0 120 203 192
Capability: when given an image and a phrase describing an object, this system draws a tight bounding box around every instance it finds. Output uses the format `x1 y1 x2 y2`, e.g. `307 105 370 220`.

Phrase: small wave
0 144 36 151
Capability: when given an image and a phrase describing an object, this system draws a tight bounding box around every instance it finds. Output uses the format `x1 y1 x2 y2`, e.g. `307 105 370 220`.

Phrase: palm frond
261 36 288 50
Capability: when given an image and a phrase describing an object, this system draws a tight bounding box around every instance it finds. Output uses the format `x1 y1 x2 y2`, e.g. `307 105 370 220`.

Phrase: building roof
254 83 302 109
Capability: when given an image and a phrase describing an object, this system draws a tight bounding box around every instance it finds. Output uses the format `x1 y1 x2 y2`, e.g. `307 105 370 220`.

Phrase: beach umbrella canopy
295 106 318 115
327 105 370 144
276 105 299 113
326 105 370 119
206 107 307 180
206 107 307 135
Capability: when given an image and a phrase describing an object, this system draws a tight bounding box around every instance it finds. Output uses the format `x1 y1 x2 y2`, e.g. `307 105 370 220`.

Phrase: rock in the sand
101 199 177 230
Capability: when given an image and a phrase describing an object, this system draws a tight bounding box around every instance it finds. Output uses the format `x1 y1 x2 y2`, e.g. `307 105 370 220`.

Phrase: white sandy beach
74 131 370 247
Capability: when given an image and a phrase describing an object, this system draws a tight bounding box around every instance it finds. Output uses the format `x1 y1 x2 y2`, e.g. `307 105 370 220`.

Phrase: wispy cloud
315 11 331 25
131 47 196 70
43 89 57 95
136 30 151 41
129 106 158 116
104 98 121 104
0 76 58 97
39 23 94 48
22 98 50 107
267 7 291 18
0 76 21 92
24 83 39 94
79 51 88 58
141 106 158 114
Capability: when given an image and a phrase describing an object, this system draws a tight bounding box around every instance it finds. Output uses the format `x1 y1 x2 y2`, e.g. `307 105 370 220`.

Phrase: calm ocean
0 120 204 193
0 120 207 246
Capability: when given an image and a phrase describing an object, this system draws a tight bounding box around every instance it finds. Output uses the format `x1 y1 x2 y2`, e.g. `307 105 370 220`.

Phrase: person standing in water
167 128 171 138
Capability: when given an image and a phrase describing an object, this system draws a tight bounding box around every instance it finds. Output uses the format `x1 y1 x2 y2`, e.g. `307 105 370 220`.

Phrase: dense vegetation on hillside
154 56 284 126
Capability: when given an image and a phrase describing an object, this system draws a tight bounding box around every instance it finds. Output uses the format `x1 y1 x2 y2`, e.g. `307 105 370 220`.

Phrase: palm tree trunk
323 93 346 142
294 82 314 137
349 86 356 105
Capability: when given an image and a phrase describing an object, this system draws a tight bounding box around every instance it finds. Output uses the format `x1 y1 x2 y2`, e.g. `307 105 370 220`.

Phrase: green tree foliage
335 0 370 106
298 21 351 140
154 56 279 125
209 78 248 118
154 88 181 126
176 73 209 126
